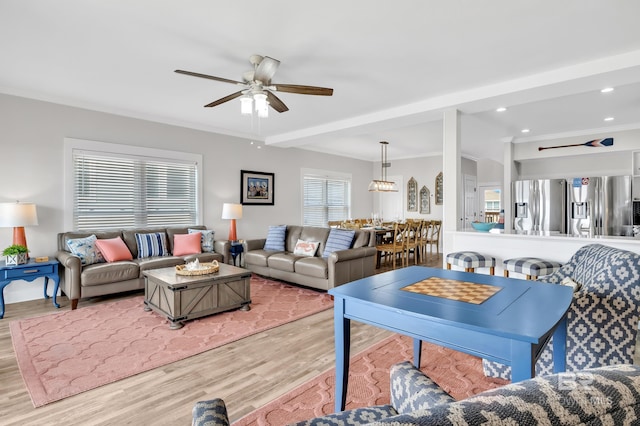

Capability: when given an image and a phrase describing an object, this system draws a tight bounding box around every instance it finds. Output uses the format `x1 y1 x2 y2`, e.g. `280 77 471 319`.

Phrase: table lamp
0 201 39 253
221 203 242 242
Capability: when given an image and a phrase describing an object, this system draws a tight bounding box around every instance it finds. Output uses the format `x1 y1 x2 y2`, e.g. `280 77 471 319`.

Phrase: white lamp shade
221 203 243 220
0 202 39 227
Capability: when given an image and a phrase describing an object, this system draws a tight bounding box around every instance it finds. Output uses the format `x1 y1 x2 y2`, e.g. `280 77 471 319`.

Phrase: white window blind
72 150 198 230
303 171 351 227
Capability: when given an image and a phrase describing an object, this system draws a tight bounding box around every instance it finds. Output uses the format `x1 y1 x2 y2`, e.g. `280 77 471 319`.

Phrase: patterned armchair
483 243 640 380
193 362 640 425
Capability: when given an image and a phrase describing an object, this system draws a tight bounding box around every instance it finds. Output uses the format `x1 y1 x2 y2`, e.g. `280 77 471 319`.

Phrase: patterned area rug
10 275 333 407
233 334 509 425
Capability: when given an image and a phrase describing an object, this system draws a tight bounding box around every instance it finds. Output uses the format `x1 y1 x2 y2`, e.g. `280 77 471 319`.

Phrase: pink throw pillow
95 237 133 262
173 232 202 256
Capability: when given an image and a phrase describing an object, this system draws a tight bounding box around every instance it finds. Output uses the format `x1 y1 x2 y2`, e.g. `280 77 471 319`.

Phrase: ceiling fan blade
253 56 280 84
265 91 289 113
204 91 244 108
175 69 245 86
273 84 333 96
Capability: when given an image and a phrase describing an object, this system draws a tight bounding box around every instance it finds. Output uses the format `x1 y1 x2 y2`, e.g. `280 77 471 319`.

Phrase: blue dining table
328 266 574 412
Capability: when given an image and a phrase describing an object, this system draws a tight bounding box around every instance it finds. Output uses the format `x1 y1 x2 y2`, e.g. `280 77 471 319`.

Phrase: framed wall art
420 186 430 214
241 170 274 205
435 172 443 205
407 177 417 212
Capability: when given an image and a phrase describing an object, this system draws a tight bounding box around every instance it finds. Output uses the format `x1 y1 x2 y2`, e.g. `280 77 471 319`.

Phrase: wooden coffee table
143 263 252 329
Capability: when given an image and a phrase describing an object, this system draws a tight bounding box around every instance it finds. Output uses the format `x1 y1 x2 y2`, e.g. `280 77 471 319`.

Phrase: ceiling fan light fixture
369 141 398 192
253 93 269 118
240 96 253 115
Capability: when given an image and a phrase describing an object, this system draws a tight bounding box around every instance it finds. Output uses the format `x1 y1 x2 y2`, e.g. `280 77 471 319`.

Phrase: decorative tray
175 260 219 276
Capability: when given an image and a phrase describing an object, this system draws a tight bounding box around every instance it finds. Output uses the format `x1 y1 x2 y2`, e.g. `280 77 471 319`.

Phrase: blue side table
229 242 244 267
0 259 60 319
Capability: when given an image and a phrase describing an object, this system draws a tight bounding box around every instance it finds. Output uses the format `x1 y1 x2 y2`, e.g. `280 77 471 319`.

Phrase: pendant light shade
369 141 398 192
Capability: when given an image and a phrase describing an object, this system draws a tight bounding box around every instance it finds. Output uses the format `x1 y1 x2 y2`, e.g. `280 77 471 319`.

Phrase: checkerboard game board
401 277 501 304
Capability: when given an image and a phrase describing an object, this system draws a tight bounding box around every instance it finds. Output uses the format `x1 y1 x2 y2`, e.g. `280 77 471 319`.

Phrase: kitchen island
445 229 640 278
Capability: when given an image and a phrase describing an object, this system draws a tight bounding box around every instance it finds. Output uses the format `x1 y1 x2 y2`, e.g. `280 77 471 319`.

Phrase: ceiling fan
175 54 333 114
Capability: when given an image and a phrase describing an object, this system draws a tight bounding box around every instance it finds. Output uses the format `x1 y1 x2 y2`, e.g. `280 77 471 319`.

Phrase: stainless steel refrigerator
566 175 633 237
512 179 566 234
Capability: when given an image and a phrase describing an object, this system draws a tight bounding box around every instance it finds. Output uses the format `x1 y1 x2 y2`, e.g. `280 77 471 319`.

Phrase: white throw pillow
293 239 320 257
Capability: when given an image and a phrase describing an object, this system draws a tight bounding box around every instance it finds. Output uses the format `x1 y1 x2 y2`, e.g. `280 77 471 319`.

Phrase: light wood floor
0 251 442 425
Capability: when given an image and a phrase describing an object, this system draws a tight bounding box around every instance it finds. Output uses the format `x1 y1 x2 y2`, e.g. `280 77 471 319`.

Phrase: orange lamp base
12 226 30 258
228 219 238 242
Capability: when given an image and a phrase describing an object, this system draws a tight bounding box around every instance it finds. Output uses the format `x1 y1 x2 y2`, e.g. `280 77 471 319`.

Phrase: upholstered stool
446 251 496 275
503 257 562 280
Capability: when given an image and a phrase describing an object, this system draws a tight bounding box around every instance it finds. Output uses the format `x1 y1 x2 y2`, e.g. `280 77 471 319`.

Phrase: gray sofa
56 226 227 310
193 361 640 425
243 225 376 290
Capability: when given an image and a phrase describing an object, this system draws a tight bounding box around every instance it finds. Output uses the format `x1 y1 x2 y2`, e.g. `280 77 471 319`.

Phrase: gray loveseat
56 226 227 310
243 225 376 291
193 361 640 425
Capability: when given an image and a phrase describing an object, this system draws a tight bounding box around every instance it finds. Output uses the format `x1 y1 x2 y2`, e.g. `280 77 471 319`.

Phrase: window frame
301 168 352 227
64 138 203 231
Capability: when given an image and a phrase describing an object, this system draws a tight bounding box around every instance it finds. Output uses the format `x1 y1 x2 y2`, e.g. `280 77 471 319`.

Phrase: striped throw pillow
322 228 355 258
135 232 169 258
264 225 287 251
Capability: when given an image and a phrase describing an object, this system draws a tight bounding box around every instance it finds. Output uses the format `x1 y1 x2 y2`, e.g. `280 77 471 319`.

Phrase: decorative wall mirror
407 177 417 212
420 186 430 214
435 172 443 205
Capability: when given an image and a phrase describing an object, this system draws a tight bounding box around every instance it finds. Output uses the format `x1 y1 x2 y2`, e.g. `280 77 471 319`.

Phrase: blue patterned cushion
446 251 496 268
503 257 562 277
134 232 168 258
192 398 229 426
264 225 286 251
376 365 640 425
189 228 215 252
66 234 105 265
322 228 355 258
390 361 455 414
484 244 640 380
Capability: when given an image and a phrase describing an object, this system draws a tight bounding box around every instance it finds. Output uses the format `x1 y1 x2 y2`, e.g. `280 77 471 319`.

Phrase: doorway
463 174 477 229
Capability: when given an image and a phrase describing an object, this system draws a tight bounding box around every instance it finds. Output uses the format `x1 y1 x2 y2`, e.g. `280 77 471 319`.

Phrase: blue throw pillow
135 232 169 258
189 228 215 252
66 234 105 265
322 228 355 258
264 225 287 251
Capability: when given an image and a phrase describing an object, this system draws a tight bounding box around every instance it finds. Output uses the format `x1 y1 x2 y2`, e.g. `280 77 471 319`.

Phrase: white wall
513 129 639 179
0 93 374 303
380 155 445 221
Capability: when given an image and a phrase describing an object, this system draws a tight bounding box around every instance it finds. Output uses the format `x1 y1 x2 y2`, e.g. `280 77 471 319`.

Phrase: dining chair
418 220 432 260
375 222 408 269
426 220 442 258
405 220 422 265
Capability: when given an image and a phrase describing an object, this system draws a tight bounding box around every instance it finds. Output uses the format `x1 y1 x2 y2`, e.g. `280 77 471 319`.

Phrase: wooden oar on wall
538 137 614 151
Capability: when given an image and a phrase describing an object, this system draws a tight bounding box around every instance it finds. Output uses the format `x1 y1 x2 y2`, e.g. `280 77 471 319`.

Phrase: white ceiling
2 1 640 163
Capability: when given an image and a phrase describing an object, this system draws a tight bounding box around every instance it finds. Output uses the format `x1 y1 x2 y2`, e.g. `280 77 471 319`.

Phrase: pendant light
368 141 398 192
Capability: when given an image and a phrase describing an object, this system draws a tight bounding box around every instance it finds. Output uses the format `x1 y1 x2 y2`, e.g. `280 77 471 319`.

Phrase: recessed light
601 87 614 93
521 129 530 133
604 117 615 121
496 107 507 112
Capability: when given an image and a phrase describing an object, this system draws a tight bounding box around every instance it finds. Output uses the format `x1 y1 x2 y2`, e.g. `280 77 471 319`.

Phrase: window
302 169 351 227
65 139 202 231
